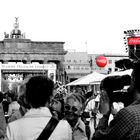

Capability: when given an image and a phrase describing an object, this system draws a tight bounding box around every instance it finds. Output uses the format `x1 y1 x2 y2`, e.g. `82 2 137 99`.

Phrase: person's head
25 75 54 108
50 85 67 113
6 90 18 103
64 92 86 122
18 78 30 109
51 98 62 113
99 88 110 115
86 90 93 99
75 85 81 91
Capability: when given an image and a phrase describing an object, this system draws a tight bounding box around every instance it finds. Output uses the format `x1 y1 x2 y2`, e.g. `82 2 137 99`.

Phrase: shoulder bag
37 117 59 140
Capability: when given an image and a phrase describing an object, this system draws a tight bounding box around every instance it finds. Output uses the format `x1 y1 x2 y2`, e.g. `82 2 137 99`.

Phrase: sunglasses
64 104 79 112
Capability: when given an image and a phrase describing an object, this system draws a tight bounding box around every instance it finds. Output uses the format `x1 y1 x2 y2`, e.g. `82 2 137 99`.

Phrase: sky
0 0 140 54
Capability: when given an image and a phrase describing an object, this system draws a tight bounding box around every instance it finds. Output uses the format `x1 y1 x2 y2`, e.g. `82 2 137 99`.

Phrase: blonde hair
65 92 86 108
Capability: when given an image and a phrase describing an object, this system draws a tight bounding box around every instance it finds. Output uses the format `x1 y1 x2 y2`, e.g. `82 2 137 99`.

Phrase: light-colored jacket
8 101 20 117
5 107 72 140
84 95 102 140
8 106 27 123
72 118 88 140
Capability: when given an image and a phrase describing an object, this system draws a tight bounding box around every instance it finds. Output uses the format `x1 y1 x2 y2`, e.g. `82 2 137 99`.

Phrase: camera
100 74 131 106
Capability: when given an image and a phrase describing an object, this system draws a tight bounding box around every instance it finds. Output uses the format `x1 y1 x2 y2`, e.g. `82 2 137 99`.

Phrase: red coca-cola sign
128 37 140 45
96 55 107 67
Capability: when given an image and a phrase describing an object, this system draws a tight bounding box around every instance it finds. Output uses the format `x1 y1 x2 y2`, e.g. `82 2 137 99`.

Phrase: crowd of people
0 59 139 139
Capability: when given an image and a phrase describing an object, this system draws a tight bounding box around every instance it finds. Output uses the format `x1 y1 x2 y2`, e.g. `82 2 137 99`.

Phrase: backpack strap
37 117 59 140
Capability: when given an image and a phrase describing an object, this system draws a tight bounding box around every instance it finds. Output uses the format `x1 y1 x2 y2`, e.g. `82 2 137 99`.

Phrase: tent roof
66 71 106 86
107 69 132 76
66 69 133 86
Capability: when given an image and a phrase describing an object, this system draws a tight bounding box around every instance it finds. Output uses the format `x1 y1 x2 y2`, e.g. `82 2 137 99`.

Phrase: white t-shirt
5 107 72 140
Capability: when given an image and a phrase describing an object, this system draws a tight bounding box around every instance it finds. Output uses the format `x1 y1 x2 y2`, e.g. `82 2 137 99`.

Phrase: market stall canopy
89 69 133 85
107 69 133 76
66 71 106 86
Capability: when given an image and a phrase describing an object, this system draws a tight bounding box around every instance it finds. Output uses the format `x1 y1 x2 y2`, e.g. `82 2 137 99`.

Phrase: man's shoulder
118 104 140 118
55 119 72 134
124 103 140 111
59 119 70 126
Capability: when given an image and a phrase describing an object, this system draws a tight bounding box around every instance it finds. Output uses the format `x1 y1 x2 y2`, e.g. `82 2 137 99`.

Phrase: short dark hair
26 76 54 108
100 75 131 92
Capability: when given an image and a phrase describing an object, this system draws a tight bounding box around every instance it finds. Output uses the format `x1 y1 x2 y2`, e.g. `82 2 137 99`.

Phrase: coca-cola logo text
128 37 140 45
96 56 107 67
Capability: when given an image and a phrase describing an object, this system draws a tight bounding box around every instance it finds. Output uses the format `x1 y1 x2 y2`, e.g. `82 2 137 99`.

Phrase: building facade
64 51 128 83
64 51 91 82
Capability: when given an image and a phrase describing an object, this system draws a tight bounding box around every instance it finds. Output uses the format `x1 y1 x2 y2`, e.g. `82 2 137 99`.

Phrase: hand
91 109 98 117
91 107 98 115
99 89 110 115
96 111 103 119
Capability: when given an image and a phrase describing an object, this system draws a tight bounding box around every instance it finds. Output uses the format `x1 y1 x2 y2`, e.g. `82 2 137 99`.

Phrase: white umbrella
107 69 133 77
66 71 106 86
66 75 87 86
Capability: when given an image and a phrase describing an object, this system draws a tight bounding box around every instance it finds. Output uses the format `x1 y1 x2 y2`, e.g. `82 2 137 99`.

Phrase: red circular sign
96 55 107 67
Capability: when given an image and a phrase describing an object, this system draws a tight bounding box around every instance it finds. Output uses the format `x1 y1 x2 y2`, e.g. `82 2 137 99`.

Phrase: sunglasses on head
64 104 79 112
